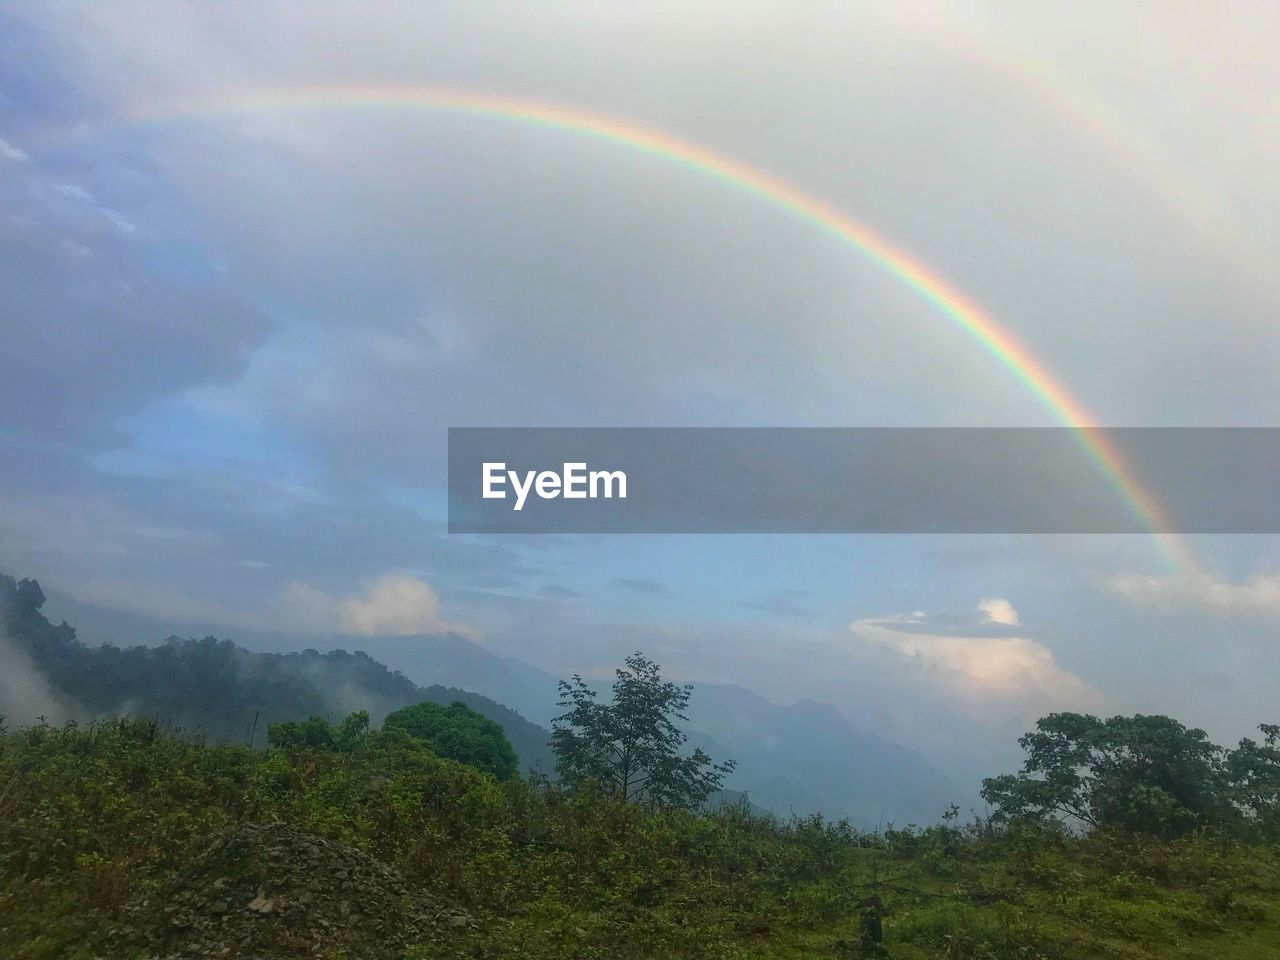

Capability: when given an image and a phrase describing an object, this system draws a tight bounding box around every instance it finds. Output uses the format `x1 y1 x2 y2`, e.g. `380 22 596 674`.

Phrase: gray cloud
538 583 585 599
3 2 1280 785
0 155 271 446
737 593 814 618
15 1 1277 486
612 578 669 595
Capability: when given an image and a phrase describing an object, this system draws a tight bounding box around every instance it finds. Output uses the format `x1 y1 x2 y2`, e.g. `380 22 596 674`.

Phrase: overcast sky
2 2 1278 783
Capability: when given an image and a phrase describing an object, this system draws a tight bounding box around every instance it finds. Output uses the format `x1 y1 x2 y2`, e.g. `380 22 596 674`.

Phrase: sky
2 1 1279 784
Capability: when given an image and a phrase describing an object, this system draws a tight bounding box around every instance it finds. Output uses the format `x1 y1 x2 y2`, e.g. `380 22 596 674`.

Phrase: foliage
6 578 1280 958
1227 723 1280 841
0 573 552 772
552 651 735 809
4 715 1280 960
383 700 519 780
981 712 1243 837
268 710 373 753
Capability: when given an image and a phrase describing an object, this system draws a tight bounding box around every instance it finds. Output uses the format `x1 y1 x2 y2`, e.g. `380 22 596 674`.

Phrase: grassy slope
3 718 1279 960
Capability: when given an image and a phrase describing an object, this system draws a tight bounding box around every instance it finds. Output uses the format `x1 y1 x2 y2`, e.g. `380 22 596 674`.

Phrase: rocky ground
113 822 470 959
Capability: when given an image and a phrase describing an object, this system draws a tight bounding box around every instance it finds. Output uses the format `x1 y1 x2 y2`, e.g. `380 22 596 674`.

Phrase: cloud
335 573 466 637
737 590 813 618
279 574 482 639
977 597 1020 625
4 1 1280 786
850 599 1099 712
1108 568 1280 615
0 137 28 163
538 583 584 599
53 182 137 235
613 578 669 595
67 571 477 640
0 152 271 446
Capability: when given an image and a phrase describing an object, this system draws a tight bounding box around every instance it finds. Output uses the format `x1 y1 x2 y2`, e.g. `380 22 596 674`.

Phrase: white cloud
0 137 29 164
1108 568 1280 615
335 572 468 637
68 571 477 640
55 183 93 202
278 573 479 639
850 599 1099 713
977 597 1020 625
53 182 137 235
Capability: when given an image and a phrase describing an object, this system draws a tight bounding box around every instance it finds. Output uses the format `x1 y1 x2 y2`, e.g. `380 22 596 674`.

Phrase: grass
3 718 1279 959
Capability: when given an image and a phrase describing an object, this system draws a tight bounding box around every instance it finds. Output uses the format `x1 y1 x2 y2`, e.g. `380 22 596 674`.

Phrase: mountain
45 590 565 729
328 632 563 728
684 685 956 826
35 583 956 825
3 575 556 773
354 642 958 825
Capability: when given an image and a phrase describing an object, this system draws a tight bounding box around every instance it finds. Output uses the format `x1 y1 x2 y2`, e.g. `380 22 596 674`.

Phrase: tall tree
981 712 1233 837
551 651 734 809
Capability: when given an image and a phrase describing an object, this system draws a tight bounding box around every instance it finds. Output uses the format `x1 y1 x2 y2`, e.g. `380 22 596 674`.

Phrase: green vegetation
384 700 520 780
4 574 1280 958
552 651 735 808
4 712 1280 959
983 712 1280 840
0 573 556 773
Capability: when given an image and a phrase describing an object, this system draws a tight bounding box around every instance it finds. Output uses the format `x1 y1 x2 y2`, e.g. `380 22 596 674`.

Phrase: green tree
1227 723 1280 840
551 651 734 809
382 700 518 780
981 712 1232 837
269 710 371 754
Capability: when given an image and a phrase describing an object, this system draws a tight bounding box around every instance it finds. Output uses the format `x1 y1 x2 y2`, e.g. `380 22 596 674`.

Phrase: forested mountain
9 571 1280 958
0 573 556 774
31 577 956 826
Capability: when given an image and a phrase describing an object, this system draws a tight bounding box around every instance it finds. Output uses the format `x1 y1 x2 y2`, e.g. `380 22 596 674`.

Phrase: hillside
1 574 556 774
5 710 1280 959
8 572 1280 958
41 586 956 826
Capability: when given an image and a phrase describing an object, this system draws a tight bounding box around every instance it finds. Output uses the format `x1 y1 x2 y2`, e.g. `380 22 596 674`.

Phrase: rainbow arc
121 85 1193 570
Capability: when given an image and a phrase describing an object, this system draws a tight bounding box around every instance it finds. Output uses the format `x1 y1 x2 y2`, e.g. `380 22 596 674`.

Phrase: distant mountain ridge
40 586 958 825
2 575 557 773
332 634 956 824
684 685 954 826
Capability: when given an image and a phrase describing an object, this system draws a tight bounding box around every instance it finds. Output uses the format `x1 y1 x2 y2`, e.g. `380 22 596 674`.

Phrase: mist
0 630 74 727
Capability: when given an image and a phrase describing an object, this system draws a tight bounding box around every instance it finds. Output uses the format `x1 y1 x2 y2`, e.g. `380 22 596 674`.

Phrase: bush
383 700 519 781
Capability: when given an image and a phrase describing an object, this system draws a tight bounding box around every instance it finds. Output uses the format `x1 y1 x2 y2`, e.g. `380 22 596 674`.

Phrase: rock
114 822 469 960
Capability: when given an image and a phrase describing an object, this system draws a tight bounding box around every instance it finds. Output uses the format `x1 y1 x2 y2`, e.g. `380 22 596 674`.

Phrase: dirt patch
115 821 470 959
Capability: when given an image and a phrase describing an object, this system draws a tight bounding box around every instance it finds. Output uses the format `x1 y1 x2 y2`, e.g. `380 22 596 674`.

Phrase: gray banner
447 428 1280 533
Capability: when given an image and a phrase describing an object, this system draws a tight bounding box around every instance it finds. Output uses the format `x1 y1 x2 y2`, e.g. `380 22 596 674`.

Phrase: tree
551 651 734 809
1227 723 1280 840
981 712 1232 837
269 710 370 754
382 700 518 780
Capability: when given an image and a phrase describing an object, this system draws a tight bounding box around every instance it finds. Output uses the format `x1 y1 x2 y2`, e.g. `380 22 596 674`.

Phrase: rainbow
122 85 1192 568
946 31 1274 304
